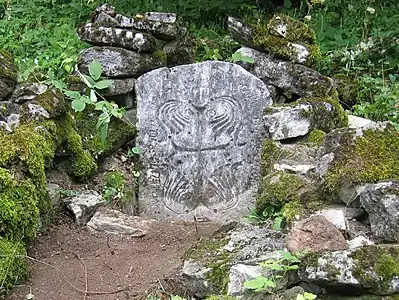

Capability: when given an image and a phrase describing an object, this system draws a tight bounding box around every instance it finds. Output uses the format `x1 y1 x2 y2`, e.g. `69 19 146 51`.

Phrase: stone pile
76 4 195 113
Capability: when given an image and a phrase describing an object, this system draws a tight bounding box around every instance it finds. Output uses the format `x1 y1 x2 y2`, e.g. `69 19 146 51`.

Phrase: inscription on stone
136 61 271 221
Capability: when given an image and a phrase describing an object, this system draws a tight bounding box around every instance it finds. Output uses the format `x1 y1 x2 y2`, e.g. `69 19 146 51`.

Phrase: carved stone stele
136 61 271 222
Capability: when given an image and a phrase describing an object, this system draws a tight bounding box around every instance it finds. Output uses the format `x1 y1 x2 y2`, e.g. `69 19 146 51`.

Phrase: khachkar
136 61 271 221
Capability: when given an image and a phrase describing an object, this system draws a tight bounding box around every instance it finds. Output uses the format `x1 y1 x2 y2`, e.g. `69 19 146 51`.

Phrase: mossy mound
252 14 321 66
0 238 27 296
351 245 399 295
295 94 349 132
323 123 399 193
75 107 136 159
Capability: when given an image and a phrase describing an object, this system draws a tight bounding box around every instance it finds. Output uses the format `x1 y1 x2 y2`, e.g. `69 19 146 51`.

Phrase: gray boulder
0 51 17 101
301 245 399 295
9 83 48 104
78 46 165 78
87 207 154 236
163 37 196 67
101 78 136 97
182 222 286 298
63 190 105 225
315 122 399 205
360 181 399 242
236 47 334 98
77 23 157 52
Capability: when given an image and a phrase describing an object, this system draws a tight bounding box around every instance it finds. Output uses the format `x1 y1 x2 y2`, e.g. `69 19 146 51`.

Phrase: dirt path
7 215 218 300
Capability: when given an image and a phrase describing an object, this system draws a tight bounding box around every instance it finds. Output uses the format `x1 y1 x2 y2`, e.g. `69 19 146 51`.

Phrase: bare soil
7 211 218 300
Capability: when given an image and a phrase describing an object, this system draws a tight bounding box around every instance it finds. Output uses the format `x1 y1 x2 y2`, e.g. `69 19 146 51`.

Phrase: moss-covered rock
301 245 399 295
75 107 136 158
0 238 27 297
252 14 320 66
0 50 17 100
316 123 399 202
333 74 360 107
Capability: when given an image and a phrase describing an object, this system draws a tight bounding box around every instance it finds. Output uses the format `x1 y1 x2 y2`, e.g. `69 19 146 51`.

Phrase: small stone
348 115 375 129
287 215 348 253
348 236 373 249
63 190 105 225
315 205 347 231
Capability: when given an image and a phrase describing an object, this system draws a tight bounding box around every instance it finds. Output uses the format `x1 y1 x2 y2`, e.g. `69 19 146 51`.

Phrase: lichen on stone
324 124 399 193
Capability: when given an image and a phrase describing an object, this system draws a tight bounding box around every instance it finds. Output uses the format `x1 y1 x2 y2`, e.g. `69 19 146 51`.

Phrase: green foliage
244 251 310 296
0 238 27 296
103 170 126 205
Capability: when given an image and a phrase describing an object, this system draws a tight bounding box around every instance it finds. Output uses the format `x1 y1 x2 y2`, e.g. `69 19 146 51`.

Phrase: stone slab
136 61 271 221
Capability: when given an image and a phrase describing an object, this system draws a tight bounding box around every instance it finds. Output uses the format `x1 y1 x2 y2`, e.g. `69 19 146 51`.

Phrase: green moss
281 201 305 222
295 95 349 132
252 14 320 66
333 74 360 106
75 107 136 158
0 50 17 80
325 124 399 193
0 238 28 297
260 139 280 177
185 232 232 293
351 245 399 292
206 296 237 300
256 171 305 212
305 129 326 147
153 49 167 63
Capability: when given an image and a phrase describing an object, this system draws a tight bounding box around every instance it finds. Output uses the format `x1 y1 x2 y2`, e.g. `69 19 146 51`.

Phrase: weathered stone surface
301 245 399 295
236 47 334 98
9 83 48 104
348 115 375 129
92 4 185 41
228 15 318 65
115 12 185 41
63 190 105 225
0 113 19 133
182 221 286 298
87 207 153 236
346 219 372 240
136 61 271 221
348 236 373 249
287 215 348 253
0 51 17 101
101 78 136 97
163 38 196 67
46 183 61 207
264 104 312 140
77 23 157 52
315 205 347 231
78 46 165 78
315 122 399 205
360 181 399 242
0 101 19 121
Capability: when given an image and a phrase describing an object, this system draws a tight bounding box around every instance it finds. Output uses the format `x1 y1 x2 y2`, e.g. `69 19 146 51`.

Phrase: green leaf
71 98 86 112
89 60 102 81
132 170 141 178
131 147 140 154
64 90 82 101
389 74 397 82
273 216 283 231
80 74 96 88
90 89 97 102
96 112 111 129
98 122 109 145
304 292 317 299
243 276 268 290
297 295 306 300
95 80 112 90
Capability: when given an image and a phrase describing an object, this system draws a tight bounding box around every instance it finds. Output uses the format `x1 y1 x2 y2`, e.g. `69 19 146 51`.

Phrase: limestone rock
228 15 319 65
301 245 399 295
236 47 334 98
0 51 17 101
136 61 271 222
46 183 61 207
163 37 196 67
78 46 165 78
87 207 153 236
101 78 136 97
63 190 105 225
315 122 399 205
348 236 373 249
0 113 19 133
348 115 376 129
286 215 348 253
9 83 48 104
77 23 157 52
315 205 347 231
360 181 399 242
182 222 286 298
0 101 19 121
